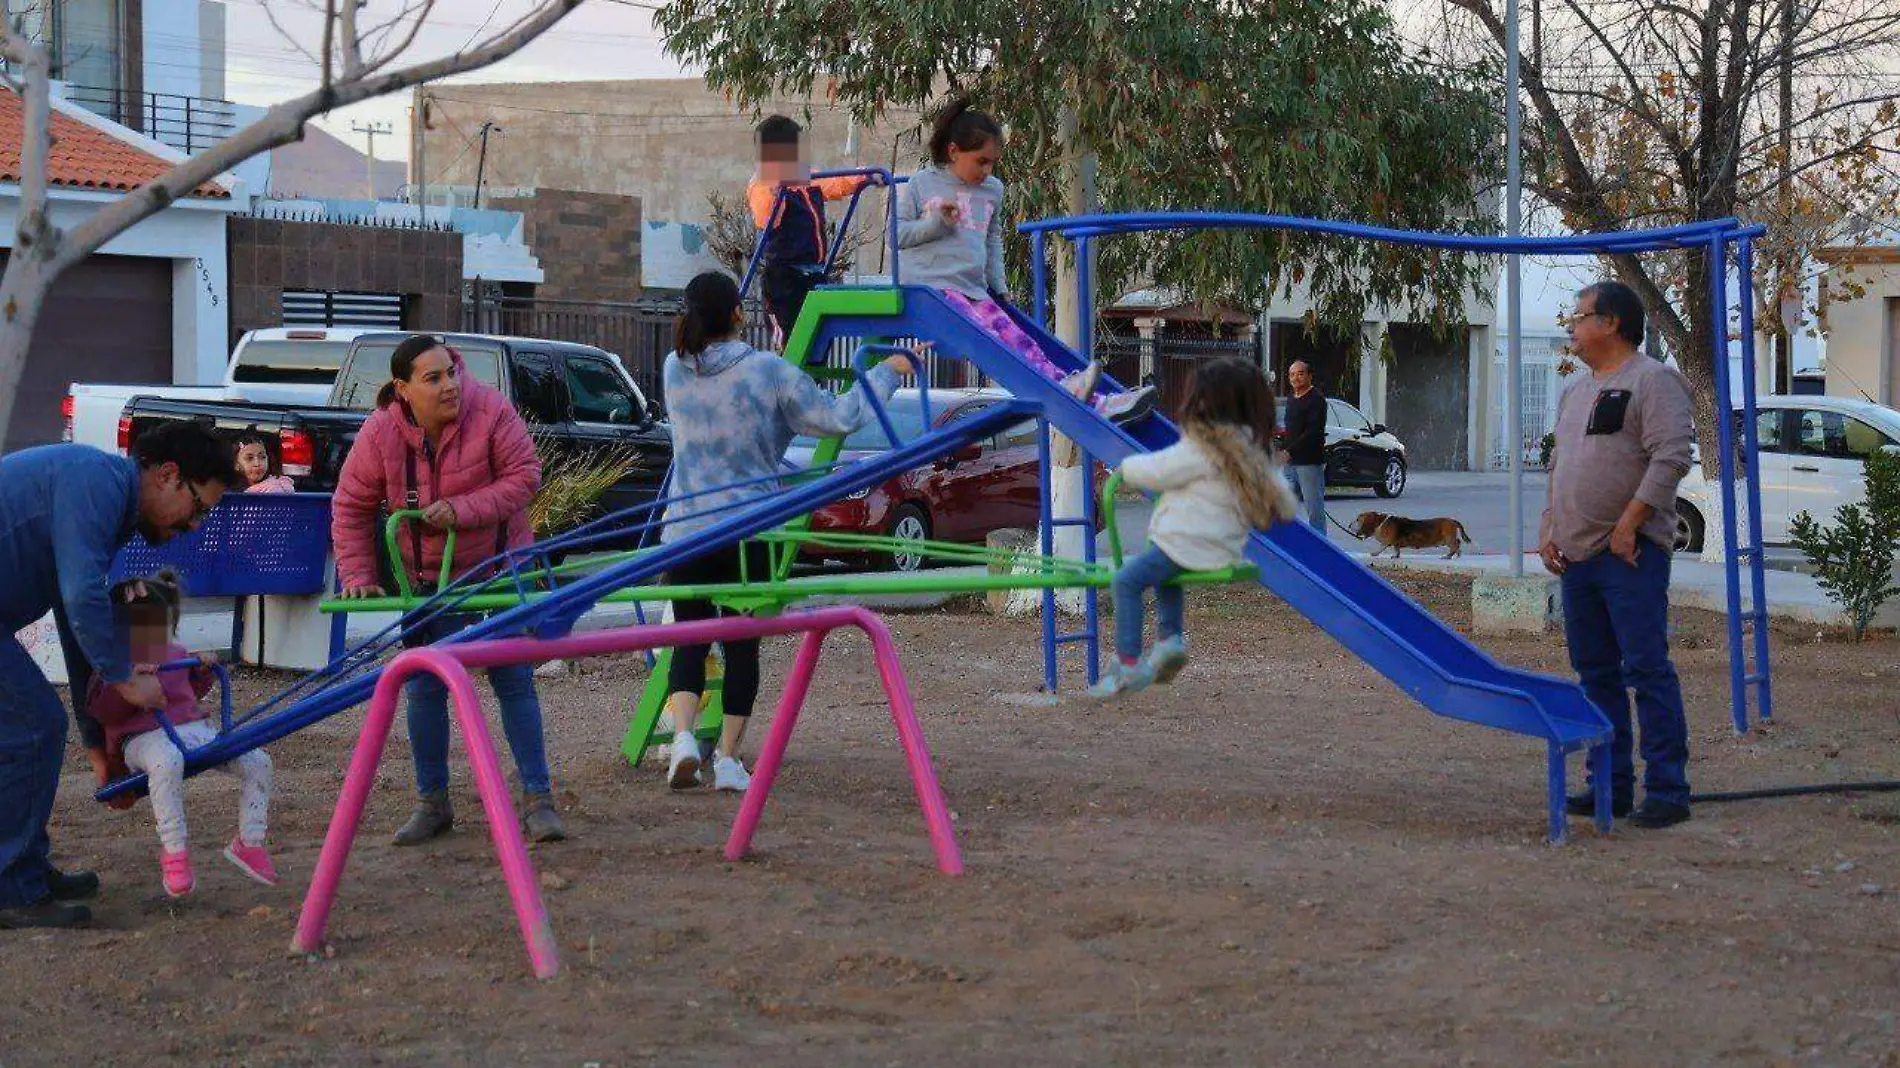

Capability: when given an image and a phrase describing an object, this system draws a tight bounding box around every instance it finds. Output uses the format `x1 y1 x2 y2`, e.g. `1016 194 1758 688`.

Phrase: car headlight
843 488 871 501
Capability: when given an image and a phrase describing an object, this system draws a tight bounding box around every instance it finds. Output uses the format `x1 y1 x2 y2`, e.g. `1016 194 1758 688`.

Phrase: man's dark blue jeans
1560 541 1690 807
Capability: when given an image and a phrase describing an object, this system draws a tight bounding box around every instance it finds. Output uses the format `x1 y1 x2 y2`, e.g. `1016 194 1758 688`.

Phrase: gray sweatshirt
1540 354 1695 560
895 164 1007 299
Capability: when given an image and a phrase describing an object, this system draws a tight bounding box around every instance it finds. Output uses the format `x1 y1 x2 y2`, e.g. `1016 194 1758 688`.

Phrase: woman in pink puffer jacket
331 334 565 846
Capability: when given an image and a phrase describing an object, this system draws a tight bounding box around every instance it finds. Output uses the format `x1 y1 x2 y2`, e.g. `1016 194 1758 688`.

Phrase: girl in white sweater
1090 358 1299 698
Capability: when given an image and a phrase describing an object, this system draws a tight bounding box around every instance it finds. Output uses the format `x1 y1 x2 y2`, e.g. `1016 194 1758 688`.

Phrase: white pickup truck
64 326 386 451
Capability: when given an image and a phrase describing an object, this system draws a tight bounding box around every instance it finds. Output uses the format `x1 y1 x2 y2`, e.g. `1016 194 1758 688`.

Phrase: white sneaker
1149 635 1189 684
1057 361 1103 401
667 732 703 790
712 751 751 793
1086 658 1155 699
1095 384 1157 423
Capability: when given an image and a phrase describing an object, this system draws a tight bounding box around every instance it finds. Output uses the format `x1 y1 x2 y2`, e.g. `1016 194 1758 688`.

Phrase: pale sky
204 0 1820 367
215 0 686 158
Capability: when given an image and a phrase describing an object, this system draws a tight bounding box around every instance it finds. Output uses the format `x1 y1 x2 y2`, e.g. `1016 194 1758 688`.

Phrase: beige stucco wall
413 79 925 228
1818 254 1899 406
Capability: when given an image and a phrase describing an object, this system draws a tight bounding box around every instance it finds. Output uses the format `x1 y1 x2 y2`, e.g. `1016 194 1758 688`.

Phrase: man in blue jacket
0 422 238 929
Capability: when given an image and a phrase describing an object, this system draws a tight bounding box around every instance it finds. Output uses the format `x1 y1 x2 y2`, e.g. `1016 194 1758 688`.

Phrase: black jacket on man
1283 389 1327 467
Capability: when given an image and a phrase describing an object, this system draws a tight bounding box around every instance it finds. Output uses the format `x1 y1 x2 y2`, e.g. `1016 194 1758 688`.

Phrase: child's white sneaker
1095 384 1157 423
1149 635 1189 684
1087 658 1155 699
712 751 751 793
667 732 703 790
1058 361 1103 401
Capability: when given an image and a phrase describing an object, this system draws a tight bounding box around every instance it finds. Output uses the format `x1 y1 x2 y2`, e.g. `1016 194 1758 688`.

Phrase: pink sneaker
160 849 194 897
223 838 279 886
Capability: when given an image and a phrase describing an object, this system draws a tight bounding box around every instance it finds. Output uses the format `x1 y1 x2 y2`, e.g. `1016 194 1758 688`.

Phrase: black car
1275 396 1409 498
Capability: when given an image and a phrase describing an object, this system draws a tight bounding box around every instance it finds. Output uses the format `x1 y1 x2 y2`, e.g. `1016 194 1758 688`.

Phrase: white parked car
1674 396 1900 551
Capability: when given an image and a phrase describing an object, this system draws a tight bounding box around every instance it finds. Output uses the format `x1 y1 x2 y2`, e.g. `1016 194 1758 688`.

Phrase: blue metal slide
803 286 1615 841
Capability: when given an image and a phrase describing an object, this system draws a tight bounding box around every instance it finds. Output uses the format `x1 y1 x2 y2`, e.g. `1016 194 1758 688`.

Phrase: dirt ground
3 572 1898 1067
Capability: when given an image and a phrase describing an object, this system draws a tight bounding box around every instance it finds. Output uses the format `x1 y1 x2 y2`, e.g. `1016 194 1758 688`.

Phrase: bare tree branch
359 0 440 79
0 0 589 447
320 0 337 87
1558 0 1687 155
258 0 324 69
55 0 585 270
340 0 366 80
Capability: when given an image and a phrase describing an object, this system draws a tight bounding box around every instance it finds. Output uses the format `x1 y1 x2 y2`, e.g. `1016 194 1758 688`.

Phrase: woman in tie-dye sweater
657 270 917 793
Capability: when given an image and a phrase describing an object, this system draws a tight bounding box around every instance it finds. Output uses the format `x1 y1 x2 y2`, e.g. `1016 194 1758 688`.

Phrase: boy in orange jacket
746 114 884 344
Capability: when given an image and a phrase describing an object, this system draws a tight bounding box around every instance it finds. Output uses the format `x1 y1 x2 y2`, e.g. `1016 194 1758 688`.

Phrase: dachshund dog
1352 511 1474 559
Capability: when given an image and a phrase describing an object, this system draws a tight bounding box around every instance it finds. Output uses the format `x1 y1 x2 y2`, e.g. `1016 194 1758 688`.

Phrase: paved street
1110 470 1552 560
1112 469 1806 569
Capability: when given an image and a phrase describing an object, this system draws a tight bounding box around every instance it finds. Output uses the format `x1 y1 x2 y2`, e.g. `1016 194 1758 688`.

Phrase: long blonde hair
1175 358 1299 528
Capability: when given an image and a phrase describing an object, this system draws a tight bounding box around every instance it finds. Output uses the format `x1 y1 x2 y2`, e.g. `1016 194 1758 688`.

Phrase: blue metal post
1082 449 1101 685
737 189 784 299
823 189 865 277
1706 236 1750 735
1733 237 1775 723
1076 235 1094 362
886 173 901 283
1037 416 1059 692
1032 231 1048 326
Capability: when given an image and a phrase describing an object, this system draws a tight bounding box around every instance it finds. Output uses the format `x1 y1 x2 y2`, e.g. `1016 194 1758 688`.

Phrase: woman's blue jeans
401 614 551 796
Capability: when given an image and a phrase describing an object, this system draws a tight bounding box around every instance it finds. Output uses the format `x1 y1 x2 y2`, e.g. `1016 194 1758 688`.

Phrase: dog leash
1326 512 1367 540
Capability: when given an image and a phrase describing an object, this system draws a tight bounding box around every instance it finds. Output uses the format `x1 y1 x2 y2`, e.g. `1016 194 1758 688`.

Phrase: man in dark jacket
0 423 238 929
1281 360 1329 534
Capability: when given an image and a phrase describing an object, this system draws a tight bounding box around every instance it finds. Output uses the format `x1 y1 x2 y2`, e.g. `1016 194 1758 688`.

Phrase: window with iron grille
282 290 404 329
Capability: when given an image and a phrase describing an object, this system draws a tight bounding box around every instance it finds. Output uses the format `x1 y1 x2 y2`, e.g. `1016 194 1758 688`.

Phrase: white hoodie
1121 434 1298 570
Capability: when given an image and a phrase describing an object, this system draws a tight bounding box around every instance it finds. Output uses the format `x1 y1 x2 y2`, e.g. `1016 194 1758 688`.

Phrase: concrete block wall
227 215 463 345
490 189 642 302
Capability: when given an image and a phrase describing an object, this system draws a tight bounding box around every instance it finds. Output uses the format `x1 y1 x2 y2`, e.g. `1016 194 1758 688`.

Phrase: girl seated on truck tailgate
234 435 296 493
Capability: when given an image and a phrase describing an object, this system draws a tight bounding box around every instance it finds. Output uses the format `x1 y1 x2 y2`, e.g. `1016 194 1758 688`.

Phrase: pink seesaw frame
289 605 961 979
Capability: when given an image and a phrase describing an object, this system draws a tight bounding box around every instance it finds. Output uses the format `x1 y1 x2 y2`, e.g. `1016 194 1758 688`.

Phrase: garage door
1 253 173 453
1385 323 1472 471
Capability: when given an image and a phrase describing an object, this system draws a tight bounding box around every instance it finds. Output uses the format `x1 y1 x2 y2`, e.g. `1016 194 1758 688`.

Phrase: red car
784 388 1104 572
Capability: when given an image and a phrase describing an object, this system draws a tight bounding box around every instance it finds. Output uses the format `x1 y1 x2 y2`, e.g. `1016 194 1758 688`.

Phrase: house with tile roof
0 87 243 452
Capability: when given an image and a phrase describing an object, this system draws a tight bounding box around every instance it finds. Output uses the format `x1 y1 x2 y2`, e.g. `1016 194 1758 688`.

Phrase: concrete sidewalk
1347 546 1883 629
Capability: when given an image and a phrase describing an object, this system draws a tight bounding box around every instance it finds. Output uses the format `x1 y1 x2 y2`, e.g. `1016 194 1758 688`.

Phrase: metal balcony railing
62 85 239 156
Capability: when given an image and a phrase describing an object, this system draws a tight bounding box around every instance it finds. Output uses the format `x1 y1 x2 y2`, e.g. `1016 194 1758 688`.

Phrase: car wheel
1374 456 1407 499
885 504 932 573
1674 502 1705 554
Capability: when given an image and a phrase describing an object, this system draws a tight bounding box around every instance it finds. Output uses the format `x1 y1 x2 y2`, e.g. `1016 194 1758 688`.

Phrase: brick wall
490 188 642 302
226 215 463 347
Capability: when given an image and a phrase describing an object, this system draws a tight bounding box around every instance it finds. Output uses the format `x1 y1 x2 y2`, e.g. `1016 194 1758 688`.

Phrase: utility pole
414 92 431 217
1776 0 1795 395
1505 0 1525 576
352 120 393 199
474 120 500 209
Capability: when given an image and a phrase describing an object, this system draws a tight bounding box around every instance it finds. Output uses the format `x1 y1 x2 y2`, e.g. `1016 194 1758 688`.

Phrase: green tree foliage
655 0 1502 329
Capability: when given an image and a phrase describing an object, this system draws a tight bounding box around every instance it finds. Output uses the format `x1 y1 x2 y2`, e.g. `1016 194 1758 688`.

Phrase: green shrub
1788 448 1900 639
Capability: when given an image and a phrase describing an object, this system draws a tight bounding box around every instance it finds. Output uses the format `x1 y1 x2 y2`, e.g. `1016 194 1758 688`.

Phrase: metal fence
1098 333 1264 415
461 293 979 406
63 85 238 156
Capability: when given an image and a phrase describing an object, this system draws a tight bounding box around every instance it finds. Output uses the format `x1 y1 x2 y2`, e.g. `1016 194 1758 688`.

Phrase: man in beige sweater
1539 280 1696 829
